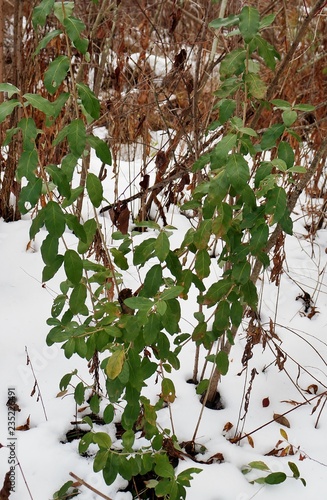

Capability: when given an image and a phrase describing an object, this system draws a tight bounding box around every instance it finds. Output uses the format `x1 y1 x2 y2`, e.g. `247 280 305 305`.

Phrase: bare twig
69 472 113 500
25 346 48 421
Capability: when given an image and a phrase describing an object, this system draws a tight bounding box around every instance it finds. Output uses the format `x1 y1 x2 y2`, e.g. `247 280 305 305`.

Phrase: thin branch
69 472 113 500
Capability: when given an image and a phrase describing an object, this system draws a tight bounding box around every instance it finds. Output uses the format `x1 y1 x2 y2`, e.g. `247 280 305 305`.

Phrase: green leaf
220 49 246 78
69 283 87 314
122 429 135 451
19 117 38 151
41 234 59 266
23 93 54 116
259 13 276 29
195 249 211 279
265 186 287 223
231 261 251 284
216 351 229 375
226 153 250 190
196 379 209 395
239 6 260 43
264 472 287 485
103 404 115 424
271 99 291 110
62 186 84 209
63 16 88 53
245 73 267 99
51 92 70 119
94 450 109 472
161 378 176 403
34 29 62 55
106 348 125 379
154 454 175 479
212 133 238 163
248 461 270 471
278 141 294 170
209 14 239 30
143 313 161 344
87 134 112 165
16 149 38 181
250 223 269 252
44 55 70 95
282 109 297 127
53 1 74 23
193 219 212 250
77 83 100 120
260 123 285 150
293 103 315 112
161 299 181 334
45 164 70 197
216 99 236 124
214 300 230 330
287 165 306 174
52 124 69 147
78 218 97 253
142 264 163 297
52 294 66 318
44 201 66 237
64 250 83 285
18 178 42 214
215 76 241 98
191 153 210 172
237 126 258 137
65 214 87 243
230 300 243 327
241 280 258 309
74 381 85 405
154 231 170 262
0 83 20 97
203 279 232 307
86 172 103 207
110 248 128 270
134 220 161 230
133 238 156 266
32 0 55 27
0 100 21 123
288 461 300 479
93 432 112 449
160 286 183 301
254 35 279 70
124 296 153 311
67 119 86 157
42 255 64 282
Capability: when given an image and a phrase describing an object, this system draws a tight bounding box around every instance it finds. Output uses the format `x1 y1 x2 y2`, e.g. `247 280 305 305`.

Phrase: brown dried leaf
273 413 290 428
281 399 302 406
206 452 224 464
262 397 270 408
247 435 254 448
0 471 11 500
78 405 89 413
16 415 30 431
56 390 67 398
155 151 168 174
139 174 150 190
6 398 21 412
223 422 233 433
306 384 318 394
30 380 37 397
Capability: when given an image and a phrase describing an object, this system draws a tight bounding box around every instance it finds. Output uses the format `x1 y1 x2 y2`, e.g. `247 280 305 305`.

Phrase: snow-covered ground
1 149 327 499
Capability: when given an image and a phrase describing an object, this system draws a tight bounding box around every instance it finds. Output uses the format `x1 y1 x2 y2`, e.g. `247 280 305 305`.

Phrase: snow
1 149 327 499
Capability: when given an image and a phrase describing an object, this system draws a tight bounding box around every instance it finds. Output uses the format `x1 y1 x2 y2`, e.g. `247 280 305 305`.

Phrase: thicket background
1 1 327 498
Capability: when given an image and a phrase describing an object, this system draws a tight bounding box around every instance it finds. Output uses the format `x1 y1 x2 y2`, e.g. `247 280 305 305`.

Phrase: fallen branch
69 472 113 500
